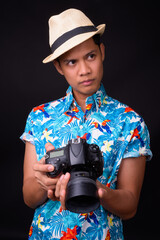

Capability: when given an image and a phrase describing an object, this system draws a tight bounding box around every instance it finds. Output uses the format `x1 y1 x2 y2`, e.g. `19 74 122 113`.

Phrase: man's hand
33 143 61 201
51 172 70 209
34 142 70 207
96 156 146 220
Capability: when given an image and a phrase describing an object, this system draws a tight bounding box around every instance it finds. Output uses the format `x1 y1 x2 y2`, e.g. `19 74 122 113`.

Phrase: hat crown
43 8 105 63
49 9 94 47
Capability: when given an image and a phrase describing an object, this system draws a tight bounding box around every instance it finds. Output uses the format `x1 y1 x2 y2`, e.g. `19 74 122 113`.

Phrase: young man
21 9 152 239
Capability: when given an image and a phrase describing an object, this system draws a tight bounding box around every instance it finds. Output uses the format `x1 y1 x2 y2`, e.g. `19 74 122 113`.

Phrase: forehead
59 38 98 60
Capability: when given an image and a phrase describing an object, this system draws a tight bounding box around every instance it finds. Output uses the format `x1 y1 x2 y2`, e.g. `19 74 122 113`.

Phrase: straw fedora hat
43 8 106 63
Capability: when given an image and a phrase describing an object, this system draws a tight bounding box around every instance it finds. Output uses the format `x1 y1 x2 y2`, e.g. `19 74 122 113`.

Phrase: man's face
54 38 105 101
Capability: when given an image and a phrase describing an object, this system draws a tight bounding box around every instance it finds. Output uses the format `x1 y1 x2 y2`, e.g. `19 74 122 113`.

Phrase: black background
1 0 159 239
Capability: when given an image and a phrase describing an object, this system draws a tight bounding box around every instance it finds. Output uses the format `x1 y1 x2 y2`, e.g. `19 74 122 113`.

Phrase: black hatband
51 25 98 53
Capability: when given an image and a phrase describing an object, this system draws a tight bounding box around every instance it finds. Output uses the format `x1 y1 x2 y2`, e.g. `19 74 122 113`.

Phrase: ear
53 60 64 75
100 43 105 61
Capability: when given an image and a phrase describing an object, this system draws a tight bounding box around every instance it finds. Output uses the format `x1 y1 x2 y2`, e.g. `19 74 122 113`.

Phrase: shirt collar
64 83 107 112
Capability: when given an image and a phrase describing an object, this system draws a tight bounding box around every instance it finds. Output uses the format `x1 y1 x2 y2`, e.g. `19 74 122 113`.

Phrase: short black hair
92 34 101 46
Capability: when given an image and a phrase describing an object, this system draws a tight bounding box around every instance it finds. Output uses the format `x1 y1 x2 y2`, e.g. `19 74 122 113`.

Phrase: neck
72 91 88 112
75 95 86 112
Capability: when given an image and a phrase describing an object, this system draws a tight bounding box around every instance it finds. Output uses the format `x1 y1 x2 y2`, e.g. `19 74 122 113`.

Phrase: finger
33 159 54 173
59 173 70 210
60 189 66 210
98 188 105 199
45 142 55 152
35 174 59 191
55 174 64 198
44 177 59 189
48 189 59 201
60 173 70 191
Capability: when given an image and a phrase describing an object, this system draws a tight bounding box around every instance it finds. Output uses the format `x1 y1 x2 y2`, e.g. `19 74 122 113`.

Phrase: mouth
80 79 95 86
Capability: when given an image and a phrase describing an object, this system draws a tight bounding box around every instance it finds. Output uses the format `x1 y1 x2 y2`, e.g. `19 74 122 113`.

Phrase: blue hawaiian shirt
21 84 152 240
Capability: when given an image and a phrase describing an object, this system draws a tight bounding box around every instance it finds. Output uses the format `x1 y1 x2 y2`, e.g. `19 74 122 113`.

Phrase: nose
78 60 91 76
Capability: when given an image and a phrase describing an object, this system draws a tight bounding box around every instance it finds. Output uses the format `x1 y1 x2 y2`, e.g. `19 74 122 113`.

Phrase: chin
85 84 100 94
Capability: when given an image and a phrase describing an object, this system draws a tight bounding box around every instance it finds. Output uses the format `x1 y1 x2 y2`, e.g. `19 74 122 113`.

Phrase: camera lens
65 172 100 213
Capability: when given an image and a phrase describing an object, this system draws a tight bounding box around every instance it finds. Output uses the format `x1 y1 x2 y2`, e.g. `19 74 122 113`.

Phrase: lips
80 79 94 86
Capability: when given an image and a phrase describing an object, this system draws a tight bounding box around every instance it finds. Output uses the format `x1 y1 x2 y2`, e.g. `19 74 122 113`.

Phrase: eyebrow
86 49 97 56
63 49 97 63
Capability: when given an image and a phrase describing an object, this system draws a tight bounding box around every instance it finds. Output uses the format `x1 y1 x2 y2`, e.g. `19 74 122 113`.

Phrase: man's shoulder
103 95 127 111
29 95 67 120
102 95 141 121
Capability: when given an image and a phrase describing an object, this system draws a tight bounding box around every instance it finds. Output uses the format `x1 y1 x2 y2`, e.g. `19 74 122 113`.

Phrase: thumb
45 142 55 152
98 188 105 199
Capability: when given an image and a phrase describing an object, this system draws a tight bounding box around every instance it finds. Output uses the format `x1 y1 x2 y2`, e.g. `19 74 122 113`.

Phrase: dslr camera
45 138 103 213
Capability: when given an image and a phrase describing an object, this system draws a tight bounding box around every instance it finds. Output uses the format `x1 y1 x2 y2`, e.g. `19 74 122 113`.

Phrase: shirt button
79 125 83 130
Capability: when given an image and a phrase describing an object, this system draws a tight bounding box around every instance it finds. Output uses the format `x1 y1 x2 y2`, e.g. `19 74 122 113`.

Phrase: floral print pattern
21 84 152 239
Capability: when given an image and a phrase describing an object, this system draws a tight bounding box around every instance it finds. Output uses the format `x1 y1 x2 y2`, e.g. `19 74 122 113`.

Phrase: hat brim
42 24 106 64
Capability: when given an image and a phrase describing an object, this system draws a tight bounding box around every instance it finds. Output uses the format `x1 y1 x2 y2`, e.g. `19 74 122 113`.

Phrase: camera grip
45 153 62 177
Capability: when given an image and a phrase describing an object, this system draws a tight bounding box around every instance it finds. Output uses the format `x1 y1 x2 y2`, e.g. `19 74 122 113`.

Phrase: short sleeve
123 118 152 161
20 110 35 145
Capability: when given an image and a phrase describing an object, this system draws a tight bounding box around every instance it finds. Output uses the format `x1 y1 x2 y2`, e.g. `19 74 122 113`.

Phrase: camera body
45 138 103 179
45 138 103 213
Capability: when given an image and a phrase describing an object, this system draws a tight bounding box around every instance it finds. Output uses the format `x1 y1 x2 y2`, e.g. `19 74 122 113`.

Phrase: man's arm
55 156 146 220
97 156 146 219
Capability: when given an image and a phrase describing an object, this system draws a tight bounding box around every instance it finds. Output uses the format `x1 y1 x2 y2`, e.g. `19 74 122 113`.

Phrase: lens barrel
65 172 100 213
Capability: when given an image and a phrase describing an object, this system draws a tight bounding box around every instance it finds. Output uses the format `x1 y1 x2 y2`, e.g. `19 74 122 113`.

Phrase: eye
87 53 96 60
67 59 76 66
